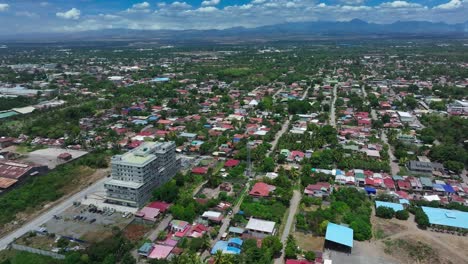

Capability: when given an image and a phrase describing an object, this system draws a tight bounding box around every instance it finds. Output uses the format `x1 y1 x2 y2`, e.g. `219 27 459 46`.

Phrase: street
381 131 400 176
330 85 337 127
275 190 302 264
0 177 108 250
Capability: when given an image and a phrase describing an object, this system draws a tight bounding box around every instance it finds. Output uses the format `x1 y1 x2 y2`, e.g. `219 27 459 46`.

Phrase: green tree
395 210 409 220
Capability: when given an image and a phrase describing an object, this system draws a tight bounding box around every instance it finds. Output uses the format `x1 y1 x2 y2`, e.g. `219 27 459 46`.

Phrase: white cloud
434 0 462 9
201 0 221 6
39 2 49 7
171 1 192 9
339 0 366 5
252 0 266 3
379 1 422 8
0 3 9 12
317 3 327 7
196 6 219 12
56 8 81 20
133 2 150 9
341 5 372 10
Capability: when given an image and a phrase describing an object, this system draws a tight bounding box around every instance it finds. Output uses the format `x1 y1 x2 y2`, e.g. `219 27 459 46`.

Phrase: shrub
395 210 409 220
376 206 395 219
415 208 430 229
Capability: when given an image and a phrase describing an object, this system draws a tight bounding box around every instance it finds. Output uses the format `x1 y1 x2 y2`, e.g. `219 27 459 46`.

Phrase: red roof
397 180 411 190
192 167 208 175
395 190 410 199
249 182 276 197
147 201 171 213
383 177 395 189
224 159 240 167
306 182 330 191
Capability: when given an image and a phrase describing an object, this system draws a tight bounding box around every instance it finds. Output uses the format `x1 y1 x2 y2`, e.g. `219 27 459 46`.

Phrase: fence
11 243 66 260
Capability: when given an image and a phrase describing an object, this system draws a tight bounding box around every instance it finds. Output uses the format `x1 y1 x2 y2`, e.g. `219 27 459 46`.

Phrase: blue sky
0 0 466 34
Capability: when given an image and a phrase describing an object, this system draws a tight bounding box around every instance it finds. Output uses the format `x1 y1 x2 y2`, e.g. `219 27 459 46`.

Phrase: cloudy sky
0 0 466 34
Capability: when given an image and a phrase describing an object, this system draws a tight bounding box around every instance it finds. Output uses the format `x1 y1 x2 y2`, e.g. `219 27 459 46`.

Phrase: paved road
274 190 302 264
268 116 291 157
381 131 400 176
0 177 108 250
330 85 337 127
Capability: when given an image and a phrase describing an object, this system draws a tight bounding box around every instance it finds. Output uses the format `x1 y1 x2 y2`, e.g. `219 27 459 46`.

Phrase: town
0 40 467 264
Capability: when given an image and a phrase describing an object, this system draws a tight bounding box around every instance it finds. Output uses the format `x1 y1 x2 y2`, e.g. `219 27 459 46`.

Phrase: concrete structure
245 218 276 238
104 142 180 208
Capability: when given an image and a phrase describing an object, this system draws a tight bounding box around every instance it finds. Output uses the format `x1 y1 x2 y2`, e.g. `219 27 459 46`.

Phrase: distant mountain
1 20 467 43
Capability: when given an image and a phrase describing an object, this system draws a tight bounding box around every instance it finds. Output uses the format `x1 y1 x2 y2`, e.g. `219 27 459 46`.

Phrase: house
245 218 276 238
249 182 276 197
375 201 404 212
397 111 414 123
304 182 331 198
148 244 174 260
147 201 171 213
224 159 240 168
202 211 224 222
397 180 412 191
211 237 243 255
169 220 190 233
135 206 160 222
138 242 154 257
288 150 305 162
192 167 209 175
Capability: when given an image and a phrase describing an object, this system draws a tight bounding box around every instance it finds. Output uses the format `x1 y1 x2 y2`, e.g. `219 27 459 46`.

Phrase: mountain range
2 19 467 43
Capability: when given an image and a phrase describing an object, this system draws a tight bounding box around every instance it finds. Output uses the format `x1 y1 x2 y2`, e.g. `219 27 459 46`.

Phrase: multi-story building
104 141 180 208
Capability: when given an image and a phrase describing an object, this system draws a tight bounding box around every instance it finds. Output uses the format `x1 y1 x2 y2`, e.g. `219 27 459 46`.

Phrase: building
0 160 48 192
422 207 468 230
397 111 414 123
324 222 353 253
407 160 433 174
304 182 331 198
249 182 276 197
447 100 468 115
375 201 404 211
245 218 276 238
104 142 180 208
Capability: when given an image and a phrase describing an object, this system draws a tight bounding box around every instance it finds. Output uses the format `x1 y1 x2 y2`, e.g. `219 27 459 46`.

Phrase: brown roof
0 177 17 189
0 161 34 179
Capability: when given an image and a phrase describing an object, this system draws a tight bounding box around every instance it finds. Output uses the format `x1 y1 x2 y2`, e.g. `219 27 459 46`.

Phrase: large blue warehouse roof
422 206 468 229
325 222 354 248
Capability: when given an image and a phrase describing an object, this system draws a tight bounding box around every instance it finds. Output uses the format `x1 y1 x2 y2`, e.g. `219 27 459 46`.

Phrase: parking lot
43 204 133 243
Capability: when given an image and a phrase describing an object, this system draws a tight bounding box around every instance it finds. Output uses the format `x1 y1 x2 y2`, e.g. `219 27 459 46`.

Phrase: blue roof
228 237 243 246
399 199 410 205
325 222 353 248
228 227 245 234
432 184 445 192
422 206 468 229
365 187 376 194
442 184 455 193
152 77 170 82
211 241 241 255
375 201 404 212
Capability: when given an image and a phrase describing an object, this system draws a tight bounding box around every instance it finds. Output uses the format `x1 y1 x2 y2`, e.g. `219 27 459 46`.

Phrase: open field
21 148 88 169
294 231 324 252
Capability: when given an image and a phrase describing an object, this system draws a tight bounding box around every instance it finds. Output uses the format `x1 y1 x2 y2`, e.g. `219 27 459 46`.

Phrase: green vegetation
375 206 395 219
296 187 372 241
0 152 108 228
414 208 430 229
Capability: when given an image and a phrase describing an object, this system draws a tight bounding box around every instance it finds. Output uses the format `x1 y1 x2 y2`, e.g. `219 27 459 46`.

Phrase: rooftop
375 201 404 212
422 206 468 229
325 222 353 248
246 218 276 233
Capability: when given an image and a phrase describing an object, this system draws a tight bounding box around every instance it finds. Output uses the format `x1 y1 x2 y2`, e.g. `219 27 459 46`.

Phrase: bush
415 208 430 229
395 210 409 220
304 251 316 261
376 206 395 219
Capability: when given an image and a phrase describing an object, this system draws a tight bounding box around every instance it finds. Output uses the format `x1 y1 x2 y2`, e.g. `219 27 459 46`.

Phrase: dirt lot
123 222 152 242
43 204 133 243
21 148 88 169
294 231 324 252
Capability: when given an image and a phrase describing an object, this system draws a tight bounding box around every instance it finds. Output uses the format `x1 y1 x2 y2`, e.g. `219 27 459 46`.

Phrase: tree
375 206 395 219
350 219 372 241
395 210 409 220
262 157 275 172
304 251 316 261
261 236 283 256
415 208 430 229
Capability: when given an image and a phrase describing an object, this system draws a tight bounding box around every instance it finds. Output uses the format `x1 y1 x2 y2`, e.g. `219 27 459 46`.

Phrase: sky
0 0 466 34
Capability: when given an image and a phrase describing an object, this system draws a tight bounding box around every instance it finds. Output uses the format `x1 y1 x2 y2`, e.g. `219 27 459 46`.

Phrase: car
89 218 96 224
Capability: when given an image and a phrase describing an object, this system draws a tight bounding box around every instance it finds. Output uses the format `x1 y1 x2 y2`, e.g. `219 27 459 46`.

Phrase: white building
104 142 180 208
397 111 414 123
447 100 468 115
245 218 276 238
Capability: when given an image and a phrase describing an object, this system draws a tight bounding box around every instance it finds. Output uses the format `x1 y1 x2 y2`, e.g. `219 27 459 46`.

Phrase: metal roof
422 206 468 229
325 222 353 248
375 201 404 212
